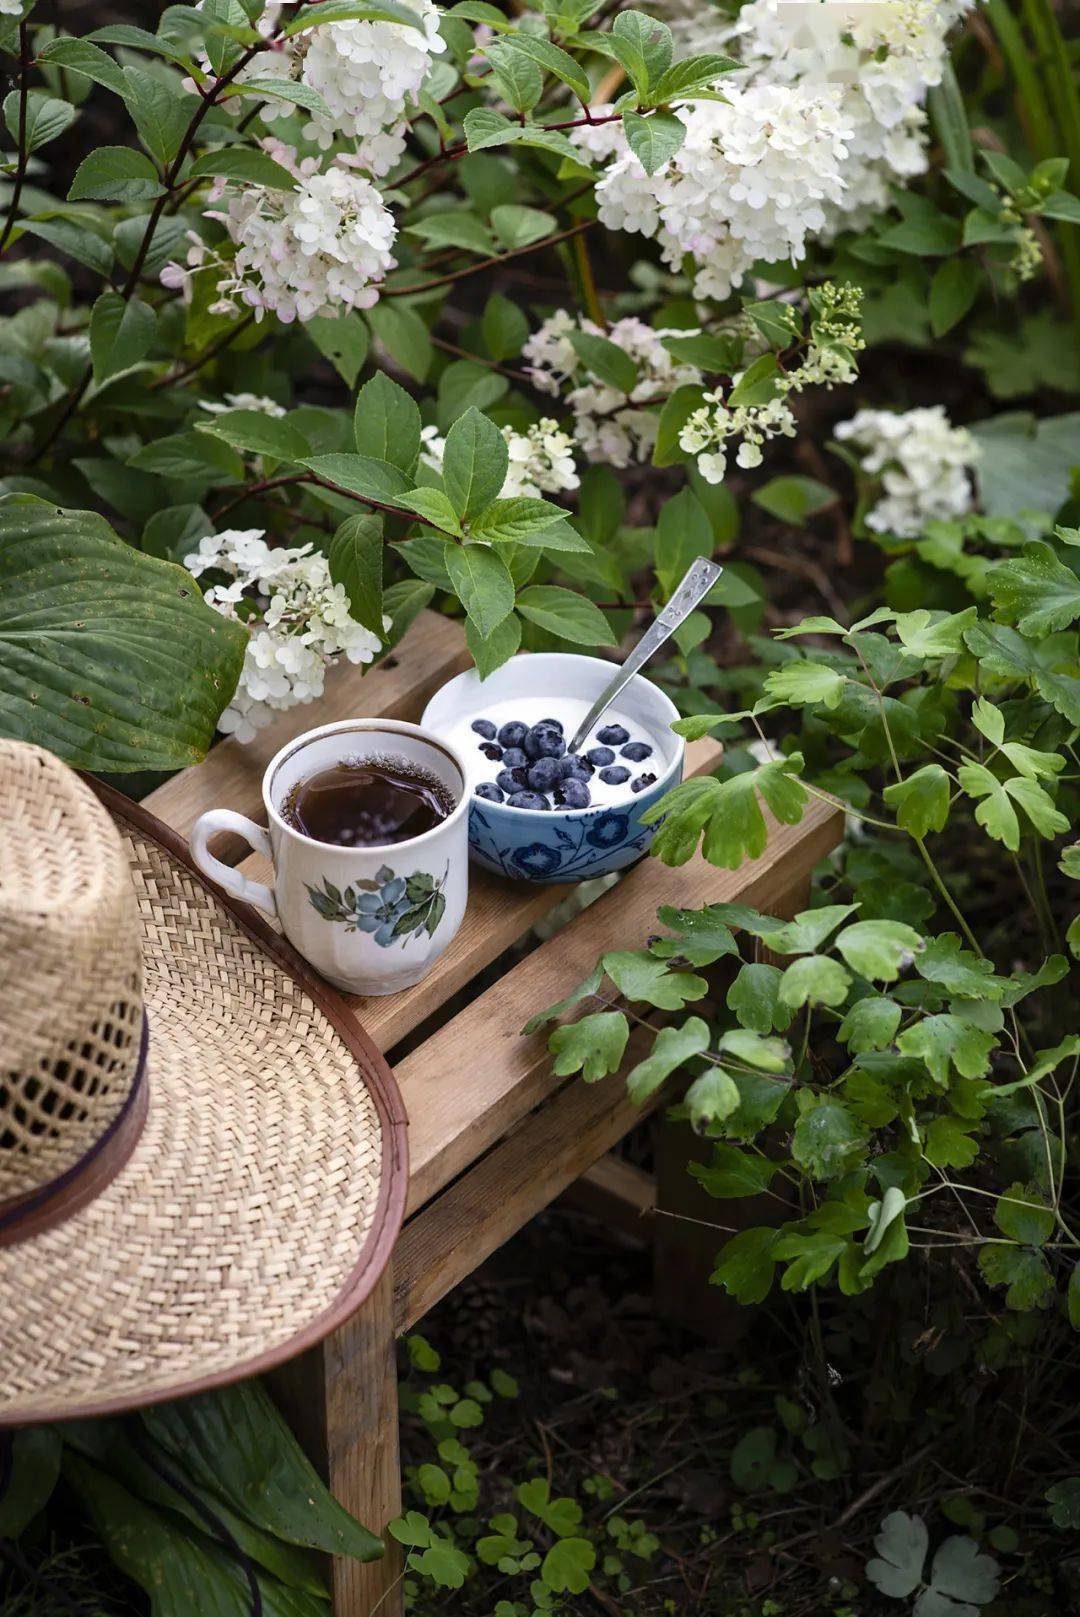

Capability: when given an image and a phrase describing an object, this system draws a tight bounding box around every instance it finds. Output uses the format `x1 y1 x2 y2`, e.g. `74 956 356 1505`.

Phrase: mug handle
190 809 277 918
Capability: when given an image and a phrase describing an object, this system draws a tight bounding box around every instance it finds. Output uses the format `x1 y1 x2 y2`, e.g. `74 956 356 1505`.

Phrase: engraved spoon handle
567 557 723 754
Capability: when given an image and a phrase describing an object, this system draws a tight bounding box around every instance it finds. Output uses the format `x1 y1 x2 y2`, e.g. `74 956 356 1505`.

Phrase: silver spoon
567 557 724 754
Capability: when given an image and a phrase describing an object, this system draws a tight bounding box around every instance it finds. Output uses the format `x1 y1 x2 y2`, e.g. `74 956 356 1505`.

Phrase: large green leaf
140 1381 383 1561
0 497 247 771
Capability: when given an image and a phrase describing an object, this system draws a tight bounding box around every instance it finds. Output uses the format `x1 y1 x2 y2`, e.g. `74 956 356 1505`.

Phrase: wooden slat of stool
232 734 727 1052
143 610 470 850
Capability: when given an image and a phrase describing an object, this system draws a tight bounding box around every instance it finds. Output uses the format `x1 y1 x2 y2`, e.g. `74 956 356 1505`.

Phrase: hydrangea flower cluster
201 144 397 323
420 418 579 499
588 0 974 294
198 393 286 417
185 529 384 740
678 283 866 484
299 1 445 173
835 406 980 538
523 313 701 467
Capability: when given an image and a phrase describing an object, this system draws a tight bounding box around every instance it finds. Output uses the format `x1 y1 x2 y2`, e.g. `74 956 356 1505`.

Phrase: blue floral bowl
421 654 684 884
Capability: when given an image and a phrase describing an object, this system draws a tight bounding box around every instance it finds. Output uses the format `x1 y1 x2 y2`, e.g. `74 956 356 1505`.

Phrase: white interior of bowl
422 654 684 816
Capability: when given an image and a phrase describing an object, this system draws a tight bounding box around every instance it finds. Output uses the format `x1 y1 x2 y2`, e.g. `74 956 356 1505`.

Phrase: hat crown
0 743 144 1214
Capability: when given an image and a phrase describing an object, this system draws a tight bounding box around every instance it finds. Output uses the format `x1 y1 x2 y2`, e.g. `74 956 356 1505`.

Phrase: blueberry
524 725 566 761
496 767 528 794
565 756 593 779
475 782 504 803
586 746 615 768
497 720 528 749
537 717 564 733
527 757 562 793
479 742 503 761
621 740 652 762
502 747 527 770
508 790 550 811
599 765 631 786
554 755 578 779
556 778 591 809
471 718 497 739
631 772 658 793
597 724 629 747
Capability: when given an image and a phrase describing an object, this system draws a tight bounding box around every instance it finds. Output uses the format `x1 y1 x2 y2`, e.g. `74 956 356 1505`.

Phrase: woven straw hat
0 741 407 1424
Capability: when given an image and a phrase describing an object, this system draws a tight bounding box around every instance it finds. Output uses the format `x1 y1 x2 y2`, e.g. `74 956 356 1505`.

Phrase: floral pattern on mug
306 862 449 947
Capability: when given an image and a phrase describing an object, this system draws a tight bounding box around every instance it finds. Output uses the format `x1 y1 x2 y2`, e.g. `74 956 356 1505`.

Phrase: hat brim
0 784 408 1425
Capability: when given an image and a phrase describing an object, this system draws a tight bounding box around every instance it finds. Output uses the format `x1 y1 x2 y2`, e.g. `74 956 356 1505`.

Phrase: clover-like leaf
883 764 951 838
548 1011 629 1084
603 949 708 1010
866 1511 929 1599
834 920 923 983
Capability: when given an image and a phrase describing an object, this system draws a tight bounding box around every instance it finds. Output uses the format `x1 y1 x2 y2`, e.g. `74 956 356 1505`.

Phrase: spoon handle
567 557 723 754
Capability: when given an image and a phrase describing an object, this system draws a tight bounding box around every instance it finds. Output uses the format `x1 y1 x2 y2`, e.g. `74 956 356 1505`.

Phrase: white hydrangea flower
679 391 798 485
198 393 287 417
186 529 385 740
420 418 580 498
207 146 397 323
595 82 855 301
297 0 445 171
835 405 979 538
523 313 702 468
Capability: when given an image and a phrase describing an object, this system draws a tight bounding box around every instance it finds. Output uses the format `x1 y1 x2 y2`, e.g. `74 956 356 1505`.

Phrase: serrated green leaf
987 542 1080 636
883 764 951 838
897 1014 996 1084
978 1243 1054 1310
189 145 297 189
622 108 684 174
442 407 508 522
89 292 156 384
69 145 163 203
445 542 514 635
516 584 615 646
691 1144 777 1199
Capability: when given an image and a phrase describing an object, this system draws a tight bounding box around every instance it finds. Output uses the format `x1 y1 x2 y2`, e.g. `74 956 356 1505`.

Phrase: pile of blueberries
469 716 657 811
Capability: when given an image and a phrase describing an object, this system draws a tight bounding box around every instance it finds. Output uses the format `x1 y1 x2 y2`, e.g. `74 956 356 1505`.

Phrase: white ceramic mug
190 720 470 996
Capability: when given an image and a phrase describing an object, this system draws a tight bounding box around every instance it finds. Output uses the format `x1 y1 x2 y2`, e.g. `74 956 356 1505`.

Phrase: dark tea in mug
284 756 454 848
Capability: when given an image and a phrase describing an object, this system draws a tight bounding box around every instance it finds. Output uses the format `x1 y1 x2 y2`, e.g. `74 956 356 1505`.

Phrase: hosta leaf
625 1017 710 1104
0 498 246 772
548 1011 629 1083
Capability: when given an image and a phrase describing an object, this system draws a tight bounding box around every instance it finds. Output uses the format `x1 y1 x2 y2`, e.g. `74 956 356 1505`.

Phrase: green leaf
0 498 246 771
516 585 616 646
778 954 852 1010
728 353 781 408
414 1539 471 1588
691 1144 777 1200
717 1028 790 1072
867 1511 928 1599
89 291 156 384
460 106 581 163
710 1226 778 1304
883 764 951 838
442 407 508 522
625 1017 710 1104
1069 1263 1080 1330
18 218 113 276
655 487 713 597
122 66 190 166
406 210 496 255
645 758 808 870
745 299 803 348
987 542 1080 636
623 109 684 174
764 660 846 708
471 499 590 550
923 1115 980 1169
752 475 835 525
993 1182 1055 1245
929 257 981 336
757 904 857 957
0 1428 62 1539
328 513 384 638
233 76 334 117
568 329 638 394
486 45 543 113
130 431 244 486
189 146 297 189
38 37 128 96
3 90 76 154
466 610 521 677
482 291 528 361
838 996 901 1054
897 1014 996 1084
548 1010 629 1083
489 203 556 250
916 933 1005 1000
69 145 163 202
498 32 590 101
307 313 369 387
541 1537 596 1595
834 920 923 983
603 948 707 1010
894 605 977 659
1047 1478 1080 1529
445 543 515 636
792 1100 867 1180
365 302 432 382
653 903 740 966
727 962 788 1034
927 1536 1000 1608
685 1067 741 1129
142 1380 383 1559
978 1243 1054 1310
197 410 309 463
649 52 740 103
609 8 672 93
282 0 429 33
398 487 463 535
303 452 411 506
957 762 1069 850
653 383 708 466
351 371 420 476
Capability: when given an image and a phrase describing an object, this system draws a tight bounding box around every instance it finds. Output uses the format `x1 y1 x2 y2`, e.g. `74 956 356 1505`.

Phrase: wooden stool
145 613 843 1616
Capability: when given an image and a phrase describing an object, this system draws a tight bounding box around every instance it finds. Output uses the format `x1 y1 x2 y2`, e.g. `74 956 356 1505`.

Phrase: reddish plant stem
149 311 257 391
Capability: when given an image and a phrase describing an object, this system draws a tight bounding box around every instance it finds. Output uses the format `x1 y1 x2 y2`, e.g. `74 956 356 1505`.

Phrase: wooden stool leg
267 1266 404 1617
653 868 812 1341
